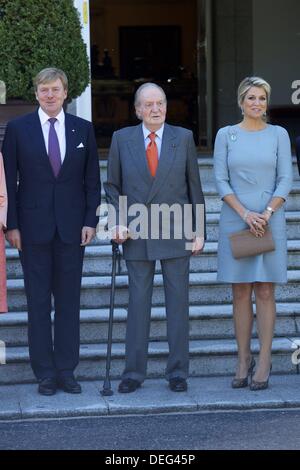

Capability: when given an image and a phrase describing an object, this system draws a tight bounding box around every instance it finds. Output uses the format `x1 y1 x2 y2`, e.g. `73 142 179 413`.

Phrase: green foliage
0 0 90 101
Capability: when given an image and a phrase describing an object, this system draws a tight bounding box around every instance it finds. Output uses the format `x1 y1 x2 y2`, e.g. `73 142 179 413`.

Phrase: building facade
74 0 300 149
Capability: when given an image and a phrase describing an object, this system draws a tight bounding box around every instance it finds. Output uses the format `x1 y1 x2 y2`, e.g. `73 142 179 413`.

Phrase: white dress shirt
142 123 164 159
38 107 66 162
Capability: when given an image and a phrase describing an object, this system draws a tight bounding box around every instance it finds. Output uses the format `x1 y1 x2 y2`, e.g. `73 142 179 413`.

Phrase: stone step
5 270 300 311
6 211 300 248
4 200 300 249
98 189 300 214
99 181 300 209
90 211 300 244
200 182 300 213
202 211 300 242
5 239 300 278
1 302 299 347
0 337 298 385
99 156 300 183
99 158 300 212
84 239 300 273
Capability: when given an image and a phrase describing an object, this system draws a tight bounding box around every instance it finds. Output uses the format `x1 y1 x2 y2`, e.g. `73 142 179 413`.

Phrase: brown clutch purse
229 227 275 259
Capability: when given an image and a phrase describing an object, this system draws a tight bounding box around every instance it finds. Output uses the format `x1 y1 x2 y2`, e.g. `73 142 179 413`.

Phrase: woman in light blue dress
214 77 293 390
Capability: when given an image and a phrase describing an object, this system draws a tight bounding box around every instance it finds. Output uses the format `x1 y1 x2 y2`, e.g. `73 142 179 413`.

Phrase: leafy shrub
0 0 89 101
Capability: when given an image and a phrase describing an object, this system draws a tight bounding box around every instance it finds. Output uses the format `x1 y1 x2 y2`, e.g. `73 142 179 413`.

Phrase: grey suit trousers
122 256 190 383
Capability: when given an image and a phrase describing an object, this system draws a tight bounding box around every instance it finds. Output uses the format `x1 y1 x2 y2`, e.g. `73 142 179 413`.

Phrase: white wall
73 0 92 120
253 0 300 105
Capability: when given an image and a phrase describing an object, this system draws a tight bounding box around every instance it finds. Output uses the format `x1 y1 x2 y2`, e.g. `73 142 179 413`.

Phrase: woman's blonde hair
237 76 271 110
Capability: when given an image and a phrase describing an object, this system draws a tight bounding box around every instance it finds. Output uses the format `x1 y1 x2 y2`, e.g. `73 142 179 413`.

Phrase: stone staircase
1 157 300 385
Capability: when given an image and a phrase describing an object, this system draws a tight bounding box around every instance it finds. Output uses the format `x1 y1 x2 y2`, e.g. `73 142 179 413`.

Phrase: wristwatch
265 206 274 216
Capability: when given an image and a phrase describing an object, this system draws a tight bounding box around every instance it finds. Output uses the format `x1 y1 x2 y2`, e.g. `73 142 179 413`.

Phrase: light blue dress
214 124 293 283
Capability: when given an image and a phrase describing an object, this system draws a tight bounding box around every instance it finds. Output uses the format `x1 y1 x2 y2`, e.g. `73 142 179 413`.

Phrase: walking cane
101 240 121 396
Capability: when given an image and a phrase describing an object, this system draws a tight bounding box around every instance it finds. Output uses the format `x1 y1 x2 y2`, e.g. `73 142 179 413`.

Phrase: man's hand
192 236 204 255
81 226 96 246
111 225 129 244
6 229 22 251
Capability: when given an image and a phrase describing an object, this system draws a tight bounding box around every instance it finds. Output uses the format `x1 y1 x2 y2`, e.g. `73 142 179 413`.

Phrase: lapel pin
72 129 75 132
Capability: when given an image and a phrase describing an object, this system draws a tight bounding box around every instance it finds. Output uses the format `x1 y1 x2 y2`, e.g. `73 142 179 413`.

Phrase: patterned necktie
146 132 158 177
48 118 61 177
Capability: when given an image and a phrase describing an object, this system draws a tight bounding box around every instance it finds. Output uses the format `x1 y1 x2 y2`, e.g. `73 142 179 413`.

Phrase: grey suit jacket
104 123 206 260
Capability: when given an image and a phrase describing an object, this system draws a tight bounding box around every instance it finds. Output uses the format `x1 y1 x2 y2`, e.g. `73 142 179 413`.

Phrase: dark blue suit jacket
296 136 300 175
2 111 101 244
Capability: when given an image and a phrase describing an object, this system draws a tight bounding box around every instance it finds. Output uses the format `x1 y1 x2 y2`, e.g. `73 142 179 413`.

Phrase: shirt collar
38 107 65 126
142 123 164 141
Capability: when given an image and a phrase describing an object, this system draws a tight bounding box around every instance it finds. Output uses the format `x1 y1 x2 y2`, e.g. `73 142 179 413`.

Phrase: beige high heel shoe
231 357 256 389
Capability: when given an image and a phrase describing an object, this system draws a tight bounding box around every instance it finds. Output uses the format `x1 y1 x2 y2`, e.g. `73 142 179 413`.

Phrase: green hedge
0 0 90 101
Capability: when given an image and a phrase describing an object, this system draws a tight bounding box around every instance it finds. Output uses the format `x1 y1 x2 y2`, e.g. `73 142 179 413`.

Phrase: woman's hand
261 210 272 224
5 229 22 251
245 211 266 237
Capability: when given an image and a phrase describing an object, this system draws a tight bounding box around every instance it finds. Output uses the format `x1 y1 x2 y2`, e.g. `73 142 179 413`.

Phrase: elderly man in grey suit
104 83 205 393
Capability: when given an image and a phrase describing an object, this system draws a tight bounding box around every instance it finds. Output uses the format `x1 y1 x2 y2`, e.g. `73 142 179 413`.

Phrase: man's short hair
134 82 167 107
33 67 68 91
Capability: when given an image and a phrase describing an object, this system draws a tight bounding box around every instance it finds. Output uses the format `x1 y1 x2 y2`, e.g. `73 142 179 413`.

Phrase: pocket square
77 142 84 148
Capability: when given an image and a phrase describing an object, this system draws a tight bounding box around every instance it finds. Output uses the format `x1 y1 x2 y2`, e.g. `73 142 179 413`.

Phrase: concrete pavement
0 374 299 421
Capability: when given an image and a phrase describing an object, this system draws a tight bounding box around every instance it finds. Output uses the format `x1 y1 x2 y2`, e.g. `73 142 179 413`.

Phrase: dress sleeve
272 126 293 200
213 127 234 199
0 152 7 228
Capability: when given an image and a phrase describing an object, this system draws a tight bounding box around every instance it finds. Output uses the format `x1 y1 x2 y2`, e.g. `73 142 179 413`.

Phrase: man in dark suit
2 68 100 395
104 83 205 393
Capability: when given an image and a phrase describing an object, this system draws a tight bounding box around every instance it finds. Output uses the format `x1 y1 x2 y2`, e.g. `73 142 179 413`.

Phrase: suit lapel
127 124 152 186
26 111 55 175
57 113 77 178
146 124 178 203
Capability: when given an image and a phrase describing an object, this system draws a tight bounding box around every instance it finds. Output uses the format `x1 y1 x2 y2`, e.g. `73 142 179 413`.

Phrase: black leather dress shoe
118 378 141 393
169 377 188 392
38 377 57 396
57 376 82 394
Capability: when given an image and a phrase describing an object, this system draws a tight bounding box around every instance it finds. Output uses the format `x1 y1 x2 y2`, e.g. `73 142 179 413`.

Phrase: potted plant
0 0 90 146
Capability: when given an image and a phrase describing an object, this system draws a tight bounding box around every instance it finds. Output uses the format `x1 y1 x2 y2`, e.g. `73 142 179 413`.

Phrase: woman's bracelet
265 206 274 216
243 209 250 221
